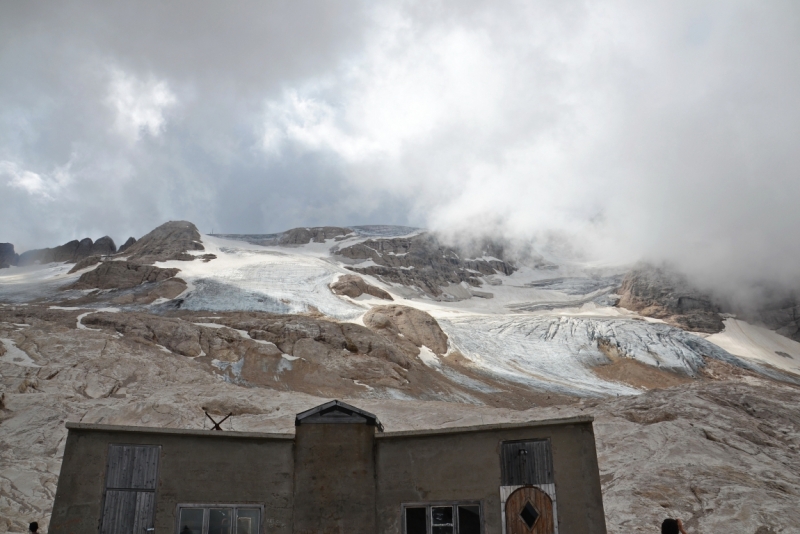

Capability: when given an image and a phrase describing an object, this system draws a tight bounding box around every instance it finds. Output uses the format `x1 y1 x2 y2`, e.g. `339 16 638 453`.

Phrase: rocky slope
329 274 393 300
0 304 797 533
119 220 214 263
335 232 516 299
616 264 724 333
1 221 800 533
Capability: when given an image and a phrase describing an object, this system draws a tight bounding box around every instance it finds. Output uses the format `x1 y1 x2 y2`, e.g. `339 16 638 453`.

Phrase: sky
1 1 799 295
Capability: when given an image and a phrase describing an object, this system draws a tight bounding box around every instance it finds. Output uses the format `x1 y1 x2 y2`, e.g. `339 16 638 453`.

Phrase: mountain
1 221 799 532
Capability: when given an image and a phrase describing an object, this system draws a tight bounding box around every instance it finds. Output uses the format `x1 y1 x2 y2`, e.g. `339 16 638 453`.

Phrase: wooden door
100 445 160 534
505 487 554 534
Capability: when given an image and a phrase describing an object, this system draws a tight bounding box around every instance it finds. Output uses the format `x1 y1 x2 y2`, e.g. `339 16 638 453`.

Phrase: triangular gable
295 400 384 432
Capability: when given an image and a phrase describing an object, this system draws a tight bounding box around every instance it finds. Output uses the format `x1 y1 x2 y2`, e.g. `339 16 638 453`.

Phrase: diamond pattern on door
505 487 554 534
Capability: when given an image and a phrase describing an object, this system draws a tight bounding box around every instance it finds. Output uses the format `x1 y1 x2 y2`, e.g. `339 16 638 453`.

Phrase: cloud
1 0 799 297
1 160 71 200
106 69 176 141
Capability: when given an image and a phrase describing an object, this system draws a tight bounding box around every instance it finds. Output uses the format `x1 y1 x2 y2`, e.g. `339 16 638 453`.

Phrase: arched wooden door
505 486 555 534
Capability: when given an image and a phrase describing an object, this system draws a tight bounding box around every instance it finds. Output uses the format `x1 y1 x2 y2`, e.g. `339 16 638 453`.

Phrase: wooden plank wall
100 445 160 534
500 439 554 486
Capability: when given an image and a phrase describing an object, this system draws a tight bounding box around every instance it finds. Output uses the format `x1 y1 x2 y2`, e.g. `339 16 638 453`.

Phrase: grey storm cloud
1 1 799 296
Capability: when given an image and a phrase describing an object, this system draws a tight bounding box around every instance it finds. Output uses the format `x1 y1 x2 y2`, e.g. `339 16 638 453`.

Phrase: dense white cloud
106 69 176 141
1 0 799 296
1 160 71 200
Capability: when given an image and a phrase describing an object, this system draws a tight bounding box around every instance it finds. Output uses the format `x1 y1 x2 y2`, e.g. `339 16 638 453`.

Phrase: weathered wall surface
375 421 607 534
292 424 377 534
48 427 295 534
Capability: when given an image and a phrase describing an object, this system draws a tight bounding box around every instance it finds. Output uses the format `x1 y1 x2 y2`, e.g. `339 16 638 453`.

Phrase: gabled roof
295 400 384 432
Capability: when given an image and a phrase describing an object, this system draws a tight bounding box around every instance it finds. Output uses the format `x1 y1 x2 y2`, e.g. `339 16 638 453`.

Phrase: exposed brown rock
66 262 180 290
120 221 206 264
330 274 393 300
364 304 449 355
617 263 724 333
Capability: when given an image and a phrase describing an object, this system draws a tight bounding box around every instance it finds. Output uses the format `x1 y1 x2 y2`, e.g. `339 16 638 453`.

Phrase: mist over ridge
2 1 799 301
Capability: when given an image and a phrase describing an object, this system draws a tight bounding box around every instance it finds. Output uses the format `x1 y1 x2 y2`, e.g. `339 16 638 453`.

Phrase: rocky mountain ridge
2 220 800 533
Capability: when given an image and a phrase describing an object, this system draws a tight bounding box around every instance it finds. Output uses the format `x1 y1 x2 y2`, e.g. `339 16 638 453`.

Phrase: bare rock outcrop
335 233 515 298
617 264 724 333
0 243 18 268
279 226 352 245
92 236 117 256
117 237 136 253
330 274 392 300
364 305 449 355
119 221 209 263
67 262 180 290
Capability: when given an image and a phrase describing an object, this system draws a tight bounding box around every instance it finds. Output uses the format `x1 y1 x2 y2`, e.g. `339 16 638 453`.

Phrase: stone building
48 400 606 534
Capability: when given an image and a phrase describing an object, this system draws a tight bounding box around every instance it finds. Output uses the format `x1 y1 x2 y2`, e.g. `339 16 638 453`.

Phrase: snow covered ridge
2 221 800 400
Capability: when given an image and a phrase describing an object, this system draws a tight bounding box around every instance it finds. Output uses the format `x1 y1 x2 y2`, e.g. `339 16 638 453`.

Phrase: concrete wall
48 425 295 534
375 420 607 534
292 424 376 534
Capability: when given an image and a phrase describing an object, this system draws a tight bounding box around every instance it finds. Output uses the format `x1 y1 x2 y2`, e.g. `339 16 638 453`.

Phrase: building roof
376 415 594 439
295 400 384 432
64 422 293 440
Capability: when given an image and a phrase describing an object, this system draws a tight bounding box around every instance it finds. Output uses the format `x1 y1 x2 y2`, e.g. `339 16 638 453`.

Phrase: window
176 505 262 534
403 503 482 534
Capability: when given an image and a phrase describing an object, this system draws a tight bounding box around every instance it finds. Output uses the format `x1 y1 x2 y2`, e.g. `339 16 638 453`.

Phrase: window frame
401 501 484 534
174 503 265 534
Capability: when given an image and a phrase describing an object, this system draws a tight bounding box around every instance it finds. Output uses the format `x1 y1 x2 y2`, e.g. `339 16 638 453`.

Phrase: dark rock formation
616 264 724 333
364 304 449 355
91 236 116 256
19 239 88 265
117 237 137 253
335 233 515 298
0 243 18 268
15 235 115 266
67 262 180 290
329 274 393 300
279 226 352 245
120 221 206 264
